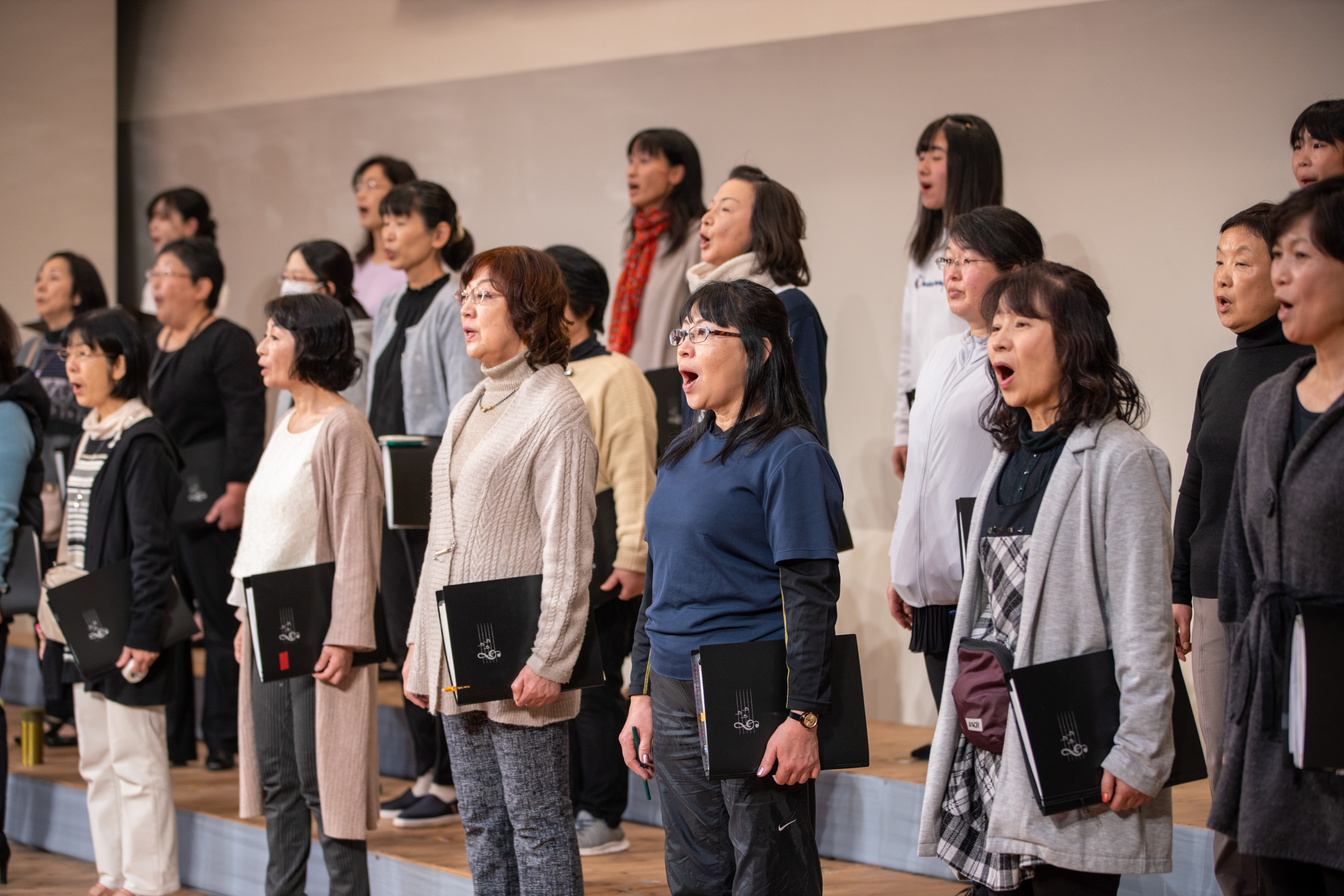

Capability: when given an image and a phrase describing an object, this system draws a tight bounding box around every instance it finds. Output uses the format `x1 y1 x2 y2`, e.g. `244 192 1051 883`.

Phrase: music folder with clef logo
435 573 604 706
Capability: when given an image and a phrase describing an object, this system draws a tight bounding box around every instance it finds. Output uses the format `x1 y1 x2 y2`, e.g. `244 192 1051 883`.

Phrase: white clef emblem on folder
278 608 301 643
733 689 760 732
1057 711 1089 760
84 610 110 641
476 624 502 662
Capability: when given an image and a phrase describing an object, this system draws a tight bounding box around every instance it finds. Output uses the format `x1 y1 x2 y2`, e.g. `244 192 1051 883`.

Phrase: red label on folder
279 652 289 671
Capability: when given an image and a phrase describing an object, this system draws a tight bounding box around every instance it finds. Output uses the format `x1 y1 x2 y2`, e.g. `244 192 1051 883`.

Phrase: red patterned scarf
608 206 670 354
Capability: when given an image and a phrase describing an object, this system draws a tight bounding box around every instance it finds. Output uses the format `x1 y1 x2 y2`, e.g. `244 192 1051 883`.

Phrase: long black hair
291 239 366 320
0 305 18 383
626 128 705 253
910 114 1003 265
661 279 818 467
352 155 417 264
379 181 474 272
979 262 1146 451
545 245 610 333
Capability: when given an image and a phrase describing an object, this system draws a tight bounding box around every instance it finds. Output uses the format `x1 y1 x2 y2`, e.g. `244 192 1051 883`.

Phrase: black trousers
1260 857 1344 896
569 596 638 827
981 865 1120 895
380 524 451 785
651 669 821 896
168 525 241 760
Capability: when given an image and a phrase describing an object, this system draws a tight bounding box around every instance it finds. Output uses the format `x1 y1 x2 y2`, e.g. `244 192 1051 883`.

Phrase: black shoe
393 793 459 828
205 749 235 771
379 787 420 819
911 743 932 760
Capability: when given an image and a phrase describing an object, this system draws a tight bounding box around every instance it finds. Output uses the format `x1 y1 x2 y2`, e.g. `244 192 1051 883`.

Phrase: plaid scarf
608 206 670 354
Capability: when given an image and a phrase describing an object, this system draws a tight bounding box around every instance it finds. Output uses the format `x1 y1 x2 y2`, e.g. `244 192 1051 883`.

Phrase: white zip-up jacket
893 243 966 445
889 330 994 607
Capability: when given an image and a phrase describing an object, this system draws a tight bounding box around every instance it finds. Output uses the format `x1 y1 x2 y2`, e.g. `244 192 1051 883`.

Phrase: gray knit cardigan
405 362 598 726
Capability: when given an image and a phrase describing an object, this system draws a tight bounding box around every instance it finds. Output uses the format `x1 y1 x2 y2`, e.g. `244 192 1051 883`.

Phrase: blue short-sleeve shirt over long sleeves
643 425 843 680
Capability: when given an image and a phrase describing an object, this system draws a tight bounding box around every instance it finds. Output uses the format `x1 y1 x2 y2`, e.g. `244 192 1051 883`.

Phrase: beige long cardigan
405 363 598 726
235 403 384 841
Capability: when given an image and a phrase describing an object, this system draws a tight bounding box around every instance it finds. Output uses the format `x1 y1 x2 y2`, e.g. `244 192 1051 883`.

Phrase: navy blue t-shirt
643 425 843 680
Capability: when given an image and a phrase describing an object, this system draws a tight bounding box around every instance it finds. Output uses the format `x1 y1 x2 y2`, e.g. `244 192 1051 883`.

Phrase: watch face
802 712 818 729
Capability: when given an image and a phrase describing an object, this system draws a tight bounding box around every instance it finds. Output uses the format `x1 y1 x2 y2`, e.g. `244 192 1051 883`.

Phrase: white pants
74 688 181 896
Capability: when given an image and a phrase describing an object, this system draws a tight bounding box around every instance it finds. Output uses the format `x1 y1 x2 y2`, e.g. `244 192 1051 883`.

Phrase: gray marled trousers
442 712 583 895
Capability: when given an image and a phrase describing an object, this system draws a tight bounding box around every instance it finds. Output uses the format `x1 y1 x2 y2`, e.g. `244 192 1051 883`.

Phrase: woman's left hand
116 646 159 679
758 717 821 786
1101 769 1153 813
511 665 561 707
205 482 248 531
313 645 354 686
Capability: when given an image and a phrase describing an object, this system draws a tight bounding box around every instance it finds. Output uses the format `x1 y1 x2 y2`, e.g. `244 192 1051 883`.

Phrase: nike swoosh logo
778 819 796 831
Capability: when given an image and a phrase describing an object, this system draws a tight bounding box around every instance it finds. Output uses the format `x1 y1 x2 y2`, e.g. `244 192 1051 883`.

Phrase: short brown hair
460 247 571 370
728 165 810 288
979 262 1146 451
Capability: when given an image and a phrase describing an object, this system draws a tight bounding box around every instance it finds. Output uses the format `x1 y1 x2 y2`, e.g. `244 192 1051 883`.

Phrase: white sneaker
575 809 630 855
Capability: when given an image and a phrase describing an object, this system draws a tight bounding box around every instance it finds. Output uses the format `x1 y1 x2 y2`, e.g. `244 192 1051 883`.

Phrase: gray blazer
917 416 1175 876
367 280 480 436
1210 355 1344 870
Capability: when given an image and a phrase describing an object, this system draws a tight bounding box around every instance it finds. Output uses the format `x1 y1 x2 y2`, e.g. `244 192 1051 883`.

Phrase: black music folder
243 561 385 683
1 524 42 616
588 490 619 610
691 634 869 780
1009 649 1205 816
644 367 685 459
45 557 198 679
435 573 605 706
1289 604 1344 770
956 497 976 574
379 436 441 529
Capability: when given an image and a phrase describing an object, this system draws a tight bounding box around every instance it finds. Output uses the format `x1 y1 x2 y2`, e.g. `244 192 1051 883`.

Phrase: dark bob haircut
0 305 18 383
1290 99 1344 148
159 237 225 310
264 293 360 393
353 155 418 264
459 247 571 370
290 239 366 320
146 187 217 241
662 279 818 468
911 114 1003 265
45 251 110 315
979 262 1146 451
64 308 152 405
725 165 810 288
947 206 1044 273
545 245 610 334
1271 175 1344 263
626 128 706 254
1219 201 1277 253
380 181 474 272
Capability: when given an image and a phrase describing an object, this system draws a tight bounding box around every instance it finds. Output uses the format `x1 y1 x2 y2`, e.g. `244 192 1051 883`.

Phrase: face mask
279 279 317 296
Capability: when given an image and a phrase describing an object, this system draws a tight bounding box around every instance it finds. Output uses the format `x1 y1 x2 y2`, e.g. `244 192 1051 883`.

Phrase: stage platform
4 639 1218 895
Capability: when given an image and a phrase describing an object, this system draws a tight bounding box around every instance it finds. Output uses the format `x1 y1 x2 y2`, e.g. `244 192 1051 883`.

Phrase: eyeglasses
57 348 107 364
276 274 322 285
454 287 504 307
145 268 192 281
353 178 389 194
668 326 743 347
935 256 994 271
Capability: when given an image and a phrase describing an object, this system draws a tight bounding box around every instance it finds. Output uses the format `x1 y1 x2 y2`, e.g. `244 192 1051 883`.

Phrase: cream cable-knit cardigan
405 360 598 726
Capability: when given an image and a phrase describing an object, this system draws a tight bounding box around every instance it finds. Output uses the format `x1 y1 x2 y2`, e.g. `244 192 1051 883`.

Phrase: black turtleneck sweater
1172 315 1313 604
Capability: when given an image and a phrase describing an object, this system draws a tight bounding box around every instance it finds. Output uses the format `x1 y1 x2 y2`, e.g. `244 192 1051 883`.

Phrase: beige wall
119 0 1343 724
0 0 116 332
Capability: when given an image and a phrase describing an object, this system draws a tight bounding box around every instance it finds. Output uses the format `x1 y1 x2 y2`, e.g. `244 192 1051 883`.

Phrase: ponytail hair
380 180 474 272
146 187 218 242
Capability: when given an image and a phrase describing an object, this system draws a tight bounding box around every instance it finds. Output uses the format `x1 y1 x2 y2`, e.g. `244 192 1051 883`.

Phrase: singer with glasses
624 280 844 896
402 246 597 895
350 155 417 315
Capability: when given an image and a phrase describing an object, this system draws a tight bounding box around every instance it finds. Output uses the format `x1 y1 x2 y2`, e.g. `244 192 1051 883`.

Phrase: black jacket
81 416 182 707
0 369 51 532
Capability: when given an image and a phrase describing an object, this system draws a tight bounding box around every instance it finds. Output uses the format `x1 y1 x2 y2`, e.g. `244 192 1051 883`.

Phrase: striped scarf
608 206 670 354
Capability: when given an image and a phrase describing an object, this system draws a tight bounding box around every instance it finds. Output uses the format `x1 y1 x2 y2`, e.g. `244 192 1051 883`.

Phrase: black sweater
1171 315 1312 604
149 319 266 484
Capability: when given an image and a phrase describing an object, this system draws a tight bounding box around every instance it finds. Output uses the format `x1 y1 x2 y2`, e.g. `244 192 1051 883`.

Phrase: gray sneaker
574 809 630 855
